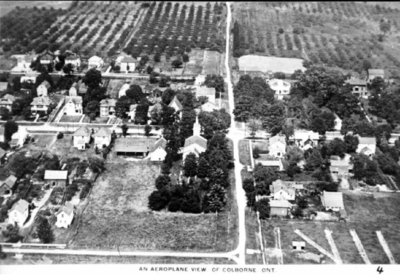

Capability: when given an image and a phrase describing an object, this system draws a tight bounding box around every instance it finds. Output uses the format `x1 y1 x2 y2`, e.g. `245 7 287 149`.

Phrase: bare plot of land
202 50 222 76
238 55 305 74
28 134 56 149
71 161 237 252
238 140 251 166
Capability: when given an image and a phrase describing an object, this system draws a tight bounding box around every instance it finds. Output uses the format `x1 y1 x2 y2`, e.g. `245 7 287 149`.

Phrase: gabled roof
321 191 344 209
368 69 384 77
196 86 216 97
94 127 111 137
65 54 80 61
184 135 207 149
2 175 17 188
9 199 29 214
38 80 51 89
0 147 6 158
88 56 103 63
358 137 376 145
31 96 51 106
169 95 183 111
269 134 286 145
74 126 91 137
44 170 68 180
40 53 53 61
270 200 292 208
56 202 74 216
151 137 167 152
346 77 367 86
100 98 116 107
121 56 136 63
66 96 83 104
0 82 8 91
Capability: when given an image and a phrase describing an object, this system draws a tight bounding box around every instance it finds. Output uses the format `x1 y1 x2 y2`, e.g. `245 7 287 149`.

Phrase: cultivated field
0 1 71 17
70 161 237 253
232 2 400 77
246 191 400 264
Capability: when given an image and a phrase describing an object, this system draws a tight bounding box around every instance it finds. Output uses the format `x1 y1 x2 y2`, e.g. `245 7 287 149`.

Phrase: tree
182 53 189 63
82 68 102 89
84 100 100 120
310 110 335 134
161 88 176 104
171 59 183 68
379 18 391 35
115 96 132 119
255 198 270 219
0 107 10 120
204 75 225 93
273 72 286 79
183 153 198 177
148 188 170 211
134 101 149 124
248 118 262 138
37 217 54 243
62 63 74 75
262 102 285 136
326 138 346 158
126 85 145 103
121 124 128 137
155 174 171 190
4 120 18 141
154 53 161 62
144 124 152 136
304 148 324 171
2 223 22 243
197 156 210 179
198 109 231 139
352 154 379 185
203 184 226 213
88 157 105 173
344 134 359 153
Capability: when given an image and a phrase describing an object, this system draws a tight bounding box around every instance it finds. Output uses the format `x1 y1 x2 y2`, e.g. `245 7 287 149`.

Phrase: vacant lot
247 190 400 264
0 1 71 17
59 115 82 123
71 161 237 253
202 50 223 75
238 139 251 166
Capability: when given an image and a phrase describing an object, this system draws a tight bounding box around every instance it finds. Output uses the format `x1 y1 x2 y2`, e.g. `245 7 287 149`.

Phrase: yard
246 190 400 264
58 115 83 123
238 139 251 166
70 161 237 253
49 134 96 159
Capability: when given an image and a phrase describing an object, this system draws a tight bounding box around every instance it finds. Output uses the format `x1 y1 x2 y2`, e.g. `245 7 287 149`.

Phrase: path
324 228 342 264
349 229 371 264
256 212 266 264
376 231 396 264
294 229 336 263
225 1 247 265
274 227 283 264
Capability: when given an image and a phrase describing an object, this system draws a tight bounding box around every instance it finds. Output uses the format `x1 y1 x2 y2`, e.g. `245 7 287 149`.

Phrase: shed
321 191 344 212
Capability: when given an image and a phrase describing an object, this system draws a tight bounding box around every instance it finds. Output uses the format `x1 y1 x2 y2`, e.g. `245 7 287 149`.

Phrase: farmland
0 1 225 60
69 161 237 253
232 2 400 77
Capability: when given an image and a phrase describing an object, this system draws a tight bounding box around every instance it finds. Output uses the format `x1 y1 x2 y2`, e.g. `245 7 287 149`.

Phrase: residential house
114 137 158 158
39 53 53 65
329 154 353 182
128 104 137 121
73 126 91 150
55 202 74 229
346 77 368 99
255 155 284 171
69 82 78 96
88 55 104 70
10 127 28 148
0 175 17 196
180 118 207 160
31 96 51 114
118 83 130 98
169 95 183 118
291 130 320 150
356 136 376 156
63 96 83 116
270 200 292 217
0 94 16 112
0 126 4 142
325 131 344 142
389 126 400 146
120 56 136 73
321 191 344 212
194 74 206 86
37 80 51 97
100 98 116 117
148 137 167 161
367 69 385 83
267 78 291 100
196 86 216 104
0 82 8 93
65 54 81 69
270 179 303 201
20 75 37 84
334 113 342 131
77 80 88 95
7 199 29 226
268 134 286 158
10 54 36 72
94 127 112 149
44 170 68 188
201 101 218 112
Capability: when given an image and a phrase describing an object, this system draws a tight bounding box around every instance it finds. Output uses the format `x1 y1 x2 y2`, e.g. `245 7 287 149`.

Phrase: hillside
232 2 400 78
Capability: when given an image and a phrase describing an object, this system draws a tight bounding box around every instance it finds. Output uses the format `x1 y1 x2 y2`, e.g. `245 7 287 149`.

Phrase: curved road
3 2 248 265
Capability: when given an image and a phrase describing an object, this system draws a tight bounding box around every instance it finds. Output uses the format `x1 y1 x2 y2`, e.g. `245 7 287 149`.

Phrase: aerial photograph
0 0 400 268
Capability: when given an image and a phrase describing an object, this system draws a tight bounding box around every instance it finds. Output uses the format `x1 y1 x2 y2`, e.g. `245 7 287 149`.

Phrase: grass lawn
70 161 237 253
49 134 96 159
28 134 56 149
238 139 251 166
202 50 222 75
183 49 204 76
59 115 82 123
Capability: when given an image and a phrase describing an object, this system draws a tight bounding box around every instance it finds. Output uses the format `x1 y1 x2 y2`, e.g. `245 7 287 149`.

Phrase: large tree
37 217 54 244
183 153 198 177
126 85 145 104
4 120 18 142
82 68 102 89
203 184 226 213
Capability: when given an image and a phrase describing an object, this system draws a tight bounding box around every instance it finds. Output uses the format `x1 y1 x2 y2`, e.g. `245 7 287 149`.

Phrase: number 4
377 266 384 274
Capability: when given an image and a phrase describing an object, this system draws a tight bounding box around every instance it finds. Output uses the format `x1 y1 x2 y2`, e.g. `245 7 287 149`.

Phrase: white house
40 53 53 65
356 136 376 156
330 154 353 182
8 199 29 227
94 127 112 149
321 191 344 212
268 134 286 158
63 96 83 116
73 126 91 150
31 96 51 114
201 101 218 112
11 54 36 72
128 104 137 121
270 200 292 217
88 56 104 70
20 75 37 84
10 127 28 148
334 113 342 131
44 170 68 188
196 86 216 104
345 77 369 99
267 79 291 100
194 74 206 86
367 69 385 83
148 137 167 162
65 54 81 69
69 83 78 96
55 202 74 229
169 96 183 118
120 56 136 73
291 130 320 150
100 99 116 117
270 179 299 201
118 83 130 98
179 118 207 160
37 81 51 97
325 131 344 142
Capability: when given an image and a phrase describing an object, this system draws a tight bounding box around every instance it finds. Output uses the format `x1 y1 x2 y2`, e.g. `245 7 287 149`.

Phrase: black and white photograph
0 1 399 279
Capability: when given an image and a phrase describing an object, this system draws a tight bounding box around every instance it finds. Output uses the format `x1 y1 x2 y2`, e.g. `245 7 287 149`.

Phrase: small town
0 0 400 270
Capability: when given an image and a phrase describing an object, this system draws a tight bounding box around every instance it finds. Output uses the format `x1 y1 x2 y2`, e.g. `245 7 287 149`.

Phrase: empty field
70 161 237 254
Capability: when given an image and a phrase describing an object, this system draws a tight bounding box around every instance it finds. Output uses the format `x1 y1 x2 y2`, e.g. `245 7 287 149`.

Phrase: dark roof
150 137 167 152
184 135 207 149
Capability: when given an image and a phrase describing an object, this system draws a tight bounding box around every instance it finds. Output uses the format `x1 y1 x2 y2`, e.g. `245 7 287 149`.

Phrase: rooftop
321 191 344 209
44 170 68 180
358 136 376 145
270 200 292 208
184 135 207 149
9 199 29 214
